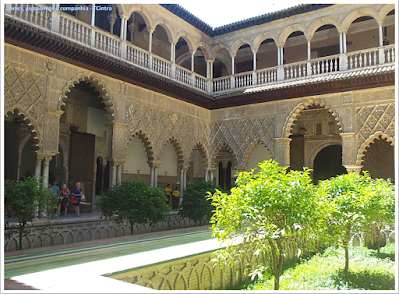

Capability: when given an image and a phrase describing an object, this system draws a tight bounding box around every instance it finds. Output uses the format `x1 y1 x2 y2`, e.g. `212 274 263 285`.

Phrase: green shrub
4 177 56 250
179 180 220 222
96 180 170 234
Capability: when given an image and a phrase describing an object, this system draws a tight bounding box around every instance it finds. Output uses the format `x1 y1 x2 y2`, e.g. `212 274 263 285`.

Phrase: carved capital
344 165 363 175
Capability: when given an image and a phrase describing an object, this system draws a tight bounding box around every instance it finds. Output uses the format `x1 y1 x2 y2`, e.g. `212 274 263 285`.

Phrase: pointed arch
59 72 115 121
282 98 342 138
356 131 394 165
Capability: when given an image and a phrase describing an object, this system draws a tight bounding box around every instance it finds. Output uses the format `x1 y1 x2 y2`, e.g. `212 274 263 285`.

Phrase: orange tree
209 160 324 290
316 172 395 282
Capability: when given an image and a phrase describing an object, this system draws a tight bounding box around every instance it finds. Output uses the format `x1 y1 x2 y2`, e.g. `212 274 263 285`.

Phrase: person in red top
58 184 70 217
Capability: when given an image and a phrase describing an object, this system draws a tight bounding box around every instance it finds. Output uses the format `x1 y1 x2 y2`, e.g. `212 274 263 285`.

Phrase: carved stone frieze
4 65 46 150
356 103 395 151
210 117 275 167
125 101 210 165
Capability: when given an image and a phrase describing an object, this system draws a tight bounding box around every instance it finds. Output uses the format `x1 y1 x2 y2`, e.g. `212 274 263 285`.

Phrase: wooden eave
4 17 395 110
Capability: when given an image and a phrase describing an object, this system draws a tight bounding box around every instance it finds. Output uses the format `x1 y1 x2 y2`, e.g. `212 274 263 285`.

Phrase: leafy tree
361 176 395 256
316 172 379 282
179 180 220 223
96 180 170 235
209 159 321 290
4 177 56 250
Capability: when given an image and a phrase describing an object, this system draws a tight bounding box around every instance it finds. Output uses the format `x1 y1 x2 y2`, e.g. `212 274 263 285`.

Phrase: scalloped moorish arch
126 130 154 162
188 142 209 169
58 72 115 121
211 142 238 169
282 98 342 138
243 139 273 169
159 137 184 165
5 108 41 150
356 131 394 165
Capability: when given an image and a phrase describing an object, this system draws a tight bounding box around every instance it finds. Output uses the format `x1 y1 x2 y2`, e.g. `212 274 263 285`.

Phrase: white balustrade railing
152 55 171 77
311 55 340 75
94 30 121 57
5 7 396 94
347 48 379 70
284 61 308 79
384 45 395 64
126 44 149 68
213 76 231 92
60 16 91 45
235 72 253 88
194 74 208 92
175 66 192 86
7 4 52 29
257 67 278 84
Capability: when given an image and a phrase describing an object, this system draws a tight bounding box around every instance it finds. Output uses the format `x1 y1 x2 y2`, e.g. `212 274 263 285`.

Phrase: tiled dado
4 214 208 252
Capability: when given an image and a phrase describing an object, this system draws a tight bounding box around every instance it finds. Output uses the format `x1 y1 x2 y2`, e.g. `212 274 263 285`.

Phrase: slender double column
179 165 190 206
148 160 161 187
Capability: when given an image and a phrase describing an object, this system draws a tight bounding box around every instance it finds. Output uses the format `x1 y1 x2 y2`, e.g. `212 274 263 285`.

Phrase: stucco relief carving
210 117 275 168
4 65 46 149
125 101 210 165
356 103 395 164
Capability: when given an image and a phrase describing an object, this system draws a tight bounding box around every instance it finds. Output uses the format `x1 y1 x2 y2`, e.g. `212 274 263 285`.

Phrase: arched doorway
313 145 347 183
361 137 394 181
60 82 109 212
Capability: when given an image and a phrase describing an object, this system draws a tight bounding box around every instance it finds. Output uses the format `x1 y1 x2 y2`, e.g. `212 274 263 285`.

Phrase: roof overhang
4 17 395 110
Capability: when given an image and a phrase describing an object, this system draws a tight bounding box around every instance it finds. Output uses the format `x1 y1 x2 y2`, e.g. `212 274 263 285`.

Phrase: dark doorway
95 156 103 195
4 120 20 181
313 145 347 184
69 132 95 212
361 139 394 182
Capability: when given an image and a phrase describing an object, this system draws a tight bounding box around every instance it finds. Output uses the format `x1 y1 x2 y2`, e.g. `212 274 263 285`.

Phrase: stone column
230 55 235 89
275 138 291 168
252 49 257 84
378 23 383 47
179 165 189 206
148 29 153 53
116 163 122 184
109 163 117 186
170 41 176 78
42 156 52 188
34 154 44 182
276 45 284 80
107 14 117 35
209 168 215 181
340 132 361 174
306 38 312 76
91 4 96 26
149 163 154 186
51 4 60 33
339 31 348 70
120 16 129 41
204 169 209 181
